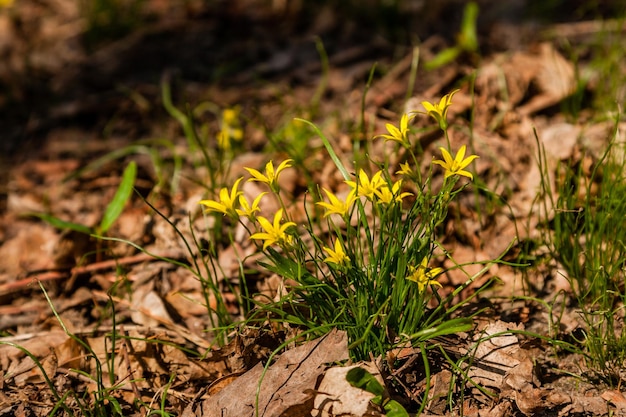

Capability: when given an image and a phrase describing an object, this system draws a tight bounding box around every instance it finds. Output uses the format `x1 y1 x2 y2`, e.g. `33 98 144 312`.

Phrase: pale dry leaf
561 394 615 416
478 400 514 417
201 329 349 417
513 385 572 416
312 363 382 417
442 245 497 288
1 331 68 386
518 43 576 115
601 390 626 411
0 222 58 276
130 285 173 328
468 321 533 390
580 120 626 163
539 123 580 161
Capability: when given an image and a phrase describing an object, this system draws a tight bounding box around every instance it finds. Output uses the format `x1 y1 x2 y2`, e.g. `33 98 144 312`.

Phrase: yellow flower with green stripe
236 192 266 221
323 239 350 266
346 170 385 201
432 145 478 180
407 257 443 293
376 113 411 146
245 159 293 193
250 209 296 249
199 177 243 220
417 89 459 131
317 188 356 218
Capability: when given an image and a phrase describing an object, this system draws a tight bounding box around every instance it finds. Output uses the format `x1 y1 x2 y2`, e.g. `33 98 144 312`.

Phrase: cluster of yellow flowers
199 159 294 250
200 91 478 292
378 89 479 180
217 107 244 151
317 170 412 221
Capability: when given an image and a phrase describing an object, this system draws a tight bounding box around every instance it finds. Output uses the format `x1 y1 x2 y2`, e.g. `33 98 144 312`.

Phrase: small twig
0 250 183 297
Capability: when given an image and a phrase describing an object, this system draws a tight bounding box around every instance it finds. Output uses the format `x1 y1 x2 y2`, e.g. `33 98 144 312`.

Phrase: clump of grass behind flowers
537 118 626 385
200 90 495 361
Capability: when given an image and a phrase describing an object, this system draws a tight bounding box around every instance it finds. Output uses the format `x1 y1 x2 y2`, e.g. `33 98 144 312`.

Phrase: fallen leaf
201 329 349 417
312 363 382 417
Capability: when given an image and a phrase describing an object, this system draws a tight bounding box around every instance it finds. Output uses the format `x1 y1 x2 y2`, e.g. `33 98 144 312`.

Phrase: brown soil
1 1 626 416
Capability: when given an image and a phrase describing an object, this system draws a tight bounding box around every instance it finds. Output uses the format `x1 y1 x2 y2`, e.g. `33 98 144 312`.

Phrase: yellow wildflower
407 257 444 293
396 162 412 176
323 239 350 266
376 114 411 146
432 145 479 180
316 188 356 218
250 209 296 250
236 192 266 221
346 170 385 201
199 177 243 220
375 180 413 205
417 89 459 131
217 107 244 151
245 159 293 193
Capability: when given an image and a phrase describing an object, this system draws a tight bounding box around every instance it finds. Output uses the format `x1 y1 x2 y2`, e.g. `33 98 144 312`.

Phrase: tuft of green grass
197 91 501 370
537 116 626 386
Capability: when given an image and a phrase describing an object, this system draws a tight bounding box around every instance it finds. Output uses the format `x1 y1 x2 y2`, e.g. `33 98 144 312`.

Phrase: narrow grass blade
411 317 473 343
295 118 350 180
28 212 92 234
99 161 136 234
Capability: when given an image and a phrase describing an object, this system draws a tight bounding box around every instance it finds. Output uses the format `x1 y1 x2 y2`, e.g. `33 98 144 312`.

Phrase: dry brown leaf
602 390 626 411
130 285 174 328
200 330 349 417
468 321 534 390
519 43 576 115
0 222 58 276
0 330 68 386
312 363 382 417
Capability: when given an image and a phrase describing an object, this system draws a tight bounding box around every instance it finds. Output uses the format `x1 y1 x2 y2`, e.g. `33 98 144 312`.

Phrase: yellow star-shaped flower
376 114 411 146
245 159 293 193
323 239 350 266
199 177 243 220
396 162 412 176
217 107 244 151
375 180 413 205
346 170 385 201
316 188 356 218
407 257 444 293
236 192 266 221
250 209 296 250
416 89 459 131
432 145 478 180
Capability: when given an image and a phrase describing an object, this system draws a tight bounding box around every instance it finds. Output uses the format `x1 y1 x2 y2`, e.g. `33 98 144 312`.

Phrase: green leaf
412 317 473 343
425 46 461 70
346 367 410 417
460 1 479 52
346 367 384 396
295 118 351 181
29 212 92 234
383 399 410 417
99 161 136 234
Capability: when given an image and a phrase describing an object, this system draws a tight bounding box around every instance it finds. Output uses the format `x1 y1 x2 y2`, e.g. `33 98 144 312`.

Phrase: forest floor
1 1 626 416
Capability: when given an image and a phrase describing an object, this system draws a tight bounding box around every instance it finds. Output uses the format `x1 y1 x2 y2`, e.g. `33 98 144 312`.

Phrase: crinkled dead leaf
201 330 348 417
313 363 383 417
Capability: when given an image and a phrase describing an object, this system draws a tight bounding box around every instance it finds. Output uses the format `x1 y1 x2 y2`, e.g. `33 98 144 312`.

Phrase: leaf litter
1 1 626 416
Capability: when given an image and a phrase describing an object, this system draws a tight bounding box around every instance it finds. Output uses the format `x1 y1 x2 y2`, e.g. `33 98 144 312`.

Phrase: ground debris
198 329 349 417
